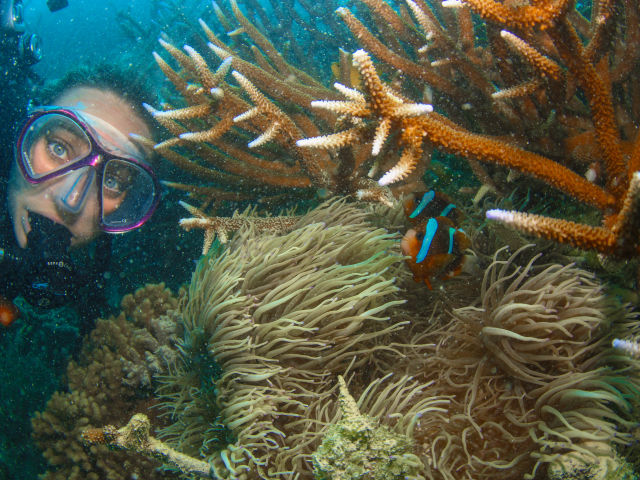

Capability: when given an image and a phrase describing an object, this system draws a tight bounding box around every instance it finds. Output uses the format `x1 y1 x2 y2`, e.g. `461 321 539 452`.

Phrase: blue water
26 0 151 78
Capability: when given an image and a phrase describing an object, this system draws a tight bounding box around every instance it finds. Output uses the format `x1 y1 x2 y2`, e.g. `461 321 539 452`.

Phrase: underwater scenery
2 0 640 478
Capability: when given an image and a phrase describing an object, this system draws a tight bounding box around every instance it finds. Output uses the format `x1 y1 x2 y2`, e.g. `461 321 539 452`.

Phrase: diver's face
8 87 152 248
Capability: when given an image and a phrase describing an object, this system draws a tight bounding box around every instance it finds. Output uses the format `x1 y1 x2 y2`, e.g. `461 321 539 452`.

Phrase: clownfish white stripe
441 203 456 217
416 217 438 263
410 190 435 219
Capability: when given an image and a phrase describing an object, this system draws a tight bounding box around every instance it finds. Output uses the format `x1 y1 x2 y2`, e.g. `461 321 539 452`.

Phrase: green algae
312 376 423 480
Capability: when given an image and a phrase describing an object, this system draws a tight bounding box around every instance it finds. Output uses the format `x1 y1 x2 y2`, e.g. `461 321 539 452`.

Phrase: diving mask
15 107 160 232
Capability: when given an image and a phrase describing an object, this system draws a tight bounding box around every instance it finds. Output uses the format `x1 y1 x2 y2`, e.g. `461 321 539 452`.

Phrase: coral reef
146 0 425 213
31 284 181 480
178 201 301 253
82 413 215 478
149 0 640 257
16 1 640 479
56 203 640 480
300 41 640 256
327 0 640 256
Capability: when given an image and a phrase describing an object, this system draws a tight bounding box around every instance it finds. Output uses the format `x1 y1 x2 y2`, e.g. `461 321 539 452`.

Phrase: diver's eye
104 175 119 190
46 140 70 162
103 170 134 199
416 232 425 241
103 161 136 197
103 175 125 196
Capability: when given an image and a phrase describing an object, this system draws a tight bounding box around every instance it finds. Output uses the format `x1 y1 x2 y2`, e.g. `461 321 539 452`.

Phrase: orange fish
401 216 470 289
0 297 19 327
403 190 462 226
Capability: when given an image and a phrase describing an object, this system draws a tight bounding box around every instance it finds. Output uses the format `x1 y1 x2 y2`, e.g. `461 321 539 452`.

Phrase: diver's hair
34 63 160 141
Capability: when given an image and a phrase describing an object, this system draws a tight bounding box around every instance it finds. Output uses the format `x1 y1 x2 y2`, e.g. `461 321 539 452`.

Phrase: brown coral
32 284 182 480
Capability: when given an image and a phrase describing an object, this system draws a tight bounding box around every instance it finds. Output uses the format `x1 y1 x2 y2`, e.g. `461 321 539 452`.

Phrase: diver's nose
55 166 96 214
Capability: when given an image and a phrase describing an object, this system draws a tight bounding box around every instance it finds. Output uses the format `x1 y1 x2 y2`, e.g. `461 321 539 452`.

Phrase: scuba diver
0 0 161 325
0 0 44 163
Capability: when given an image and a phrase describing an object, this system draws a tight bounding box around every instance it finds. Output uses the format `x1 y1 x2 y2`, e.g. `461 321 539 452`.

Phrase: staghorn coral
155 198 442 479
613 337 640 359
300 42 640 256
146 0 640 257
146 0 427 213
82 413 215 478
31 283 182 480
211 0 354 80
178 200 301 253
298 0 640 257
403 247 640 479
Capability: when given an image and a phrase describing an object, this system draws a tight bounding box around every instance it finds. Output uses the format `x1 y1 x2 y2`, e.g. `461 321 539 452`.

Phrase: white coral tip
612 338 640 357
485 209 515 222
210 87 224 99
378 169 402 186
296 137 319 147
142 103 156 114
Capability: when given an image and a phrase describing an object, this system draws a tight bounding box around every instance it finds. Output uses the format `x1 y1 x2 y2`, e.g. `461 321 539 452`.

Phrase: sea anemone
156 199 421 478
408 247 640 479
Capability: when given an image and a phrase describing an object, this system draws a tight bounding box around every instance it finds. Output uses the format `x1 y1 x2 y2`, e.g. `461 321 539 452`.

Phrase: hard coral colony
152 0 640 259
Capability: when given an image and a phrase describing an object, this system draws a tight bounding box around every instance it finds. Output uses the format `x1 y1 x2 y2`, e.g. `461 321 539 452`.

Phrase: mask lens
20 113 92 178
101 159 157 230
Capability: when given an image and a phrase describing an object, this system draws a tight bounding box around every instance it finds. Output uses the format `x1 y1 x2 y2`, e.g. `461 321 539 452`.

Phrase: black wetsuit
0 196 112 322
1 210 106 303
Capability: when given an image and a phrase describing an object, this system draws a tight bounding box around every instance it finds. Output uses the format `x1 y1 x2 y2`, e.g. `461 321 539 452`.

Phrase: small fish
330 61 362 89
0 296 19 327
403 190 461 225
401 216 470 289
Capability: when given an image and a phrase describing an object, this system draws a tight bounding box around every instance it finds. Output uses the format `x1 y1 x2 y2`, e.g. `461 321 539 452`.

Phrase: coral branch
485 209 615 253
179 201 300 253
149 0 640 257
82 414 216 479
460 0 573 30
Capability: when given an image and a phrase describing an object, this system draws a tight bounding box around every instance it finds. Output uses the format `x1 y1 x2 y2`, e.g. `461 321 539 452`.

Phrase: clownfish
403 190 462 226
401 215 470 289
0 296 19 327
